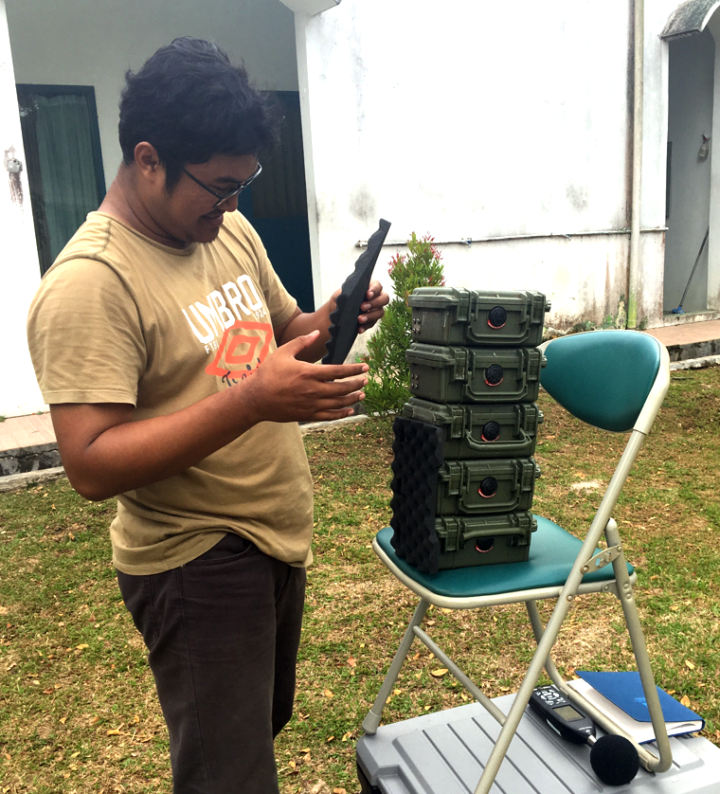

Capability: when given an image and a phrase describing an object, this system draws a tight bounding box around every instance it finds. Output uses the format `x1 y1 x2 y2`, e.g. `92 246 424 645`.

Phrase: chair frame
362 332 672 794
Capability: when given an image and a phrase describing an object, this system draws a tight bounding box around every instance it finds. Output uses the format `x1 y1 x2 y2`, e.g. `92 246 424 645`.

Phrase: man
27 38 388 793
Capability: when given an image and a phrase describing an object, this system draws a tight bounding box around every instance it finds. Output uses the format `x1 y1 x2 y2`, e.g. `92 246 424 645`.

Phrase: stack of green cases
390 288 550 573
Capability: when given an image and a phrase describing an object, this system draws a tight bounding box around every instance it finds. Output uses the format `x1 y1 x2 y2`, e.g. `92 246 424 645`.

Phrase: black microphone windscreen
590 734 640 787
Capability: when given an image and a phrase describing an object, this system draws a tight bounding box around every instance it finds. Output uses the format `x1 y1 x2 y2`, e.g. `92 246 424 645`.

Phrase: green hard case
436 458 540 516
409 288 550 347
406 344 546 403
434 512 537 569
400 398 542 459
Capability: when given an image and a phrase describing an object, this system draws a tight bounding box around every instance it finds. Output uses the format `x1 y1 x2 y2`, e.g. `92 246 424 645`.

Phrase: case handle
462 424 532 452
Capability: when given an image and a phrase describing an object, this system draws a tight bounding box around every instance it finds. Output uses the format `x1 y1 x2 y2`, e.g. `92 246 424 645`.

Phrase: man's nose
219 193 240 213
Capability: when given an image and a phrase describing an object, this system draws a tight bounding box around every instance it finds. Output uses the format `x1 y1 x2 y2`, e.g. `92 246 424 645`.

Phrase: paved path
0 412 55 454
644 318 720 347
3 318 720 456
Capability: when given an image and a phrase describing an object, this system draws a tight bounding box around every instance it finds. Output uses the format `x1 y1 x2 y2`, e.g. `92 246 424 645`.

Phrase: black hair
119 37 280 190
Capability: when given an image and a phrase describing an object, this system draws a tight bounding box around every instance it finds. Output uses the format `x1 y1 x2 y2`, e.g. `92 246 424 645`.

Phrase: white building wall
2 0 297 418
5 0 298 186
0 0 44 418
295 0 674 328
2 0 709 416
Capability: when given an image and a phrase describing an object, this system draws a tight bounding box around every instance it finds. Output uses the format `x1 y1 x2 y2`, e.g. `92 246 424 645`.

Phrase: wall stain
5 147 24 206
349 184 376 223
565 183 588 212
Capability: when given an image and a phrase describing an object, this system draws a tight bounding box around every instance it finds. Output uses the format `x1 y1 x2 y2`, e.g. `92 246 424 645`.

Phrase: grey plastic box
357 695 720 794
409 288 550 347
401 398 543 459
436 458 540 516
406 344 546 404
433 513 537 569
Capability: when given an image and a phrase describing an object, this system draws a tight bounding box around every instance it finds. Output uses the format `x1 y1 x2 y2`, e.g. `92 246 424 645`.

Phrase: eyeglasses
179 161 263 209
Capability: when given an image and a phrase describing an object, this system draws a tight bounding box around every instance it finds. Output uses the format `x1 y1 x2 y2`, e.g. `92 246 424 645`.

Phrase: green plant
569 320 596 335
363 233 445 414
570 295 643 334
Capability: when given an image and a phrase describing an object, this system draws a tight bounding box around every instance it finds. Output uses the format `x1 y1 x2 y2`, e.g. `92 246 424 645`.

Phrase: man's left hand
356 279 389 333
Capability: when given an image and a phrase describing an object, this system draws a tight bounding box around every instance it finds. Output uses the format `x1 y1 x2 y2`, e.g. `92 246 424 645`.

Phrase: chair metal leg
527 594 661 772
526 599 564 683
471 503 628 793
412 625 508 727
362 598 430 735
525 523 673 775
605 520 673 773
473 587 580 794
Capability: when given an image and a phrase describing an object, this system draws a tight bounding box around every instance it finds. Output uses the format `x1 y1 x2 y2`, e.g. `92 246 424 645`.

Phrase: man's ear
134 142 165 186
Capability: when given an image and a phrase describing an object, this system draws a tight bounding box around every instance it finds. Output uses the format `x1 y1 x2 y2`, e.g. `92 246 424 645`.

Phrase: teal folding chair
362 330 672 794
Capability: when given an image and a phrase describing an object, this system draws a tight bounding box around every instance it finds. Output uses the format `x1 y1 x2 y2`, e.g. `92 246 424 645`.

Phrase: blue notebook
570 671 704 743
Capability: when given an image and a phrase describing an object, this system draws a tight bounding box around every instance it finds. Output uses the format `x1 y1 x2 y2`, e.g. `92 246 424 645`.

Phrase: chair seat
375 516 634 599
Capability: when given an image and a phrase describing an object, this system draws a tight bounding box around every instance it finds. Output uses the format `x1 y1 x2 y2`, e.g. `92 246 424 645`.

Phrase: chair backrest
539 330 666 432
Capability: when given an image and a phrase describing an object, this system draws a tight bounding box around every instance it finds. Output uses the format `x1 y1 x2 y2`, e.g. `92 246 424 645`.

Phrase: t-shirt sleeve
27 258 147 406
229 213 298 326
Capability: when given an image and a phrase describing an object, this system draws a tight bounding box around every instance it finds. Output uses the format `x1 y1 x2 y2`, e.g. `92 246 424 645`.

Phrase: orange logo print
206 321 274 383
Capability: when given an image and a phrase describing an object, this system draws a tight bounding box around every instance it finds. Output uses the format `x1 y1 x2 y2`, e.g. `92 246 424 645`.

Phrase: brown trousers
117 532 306 794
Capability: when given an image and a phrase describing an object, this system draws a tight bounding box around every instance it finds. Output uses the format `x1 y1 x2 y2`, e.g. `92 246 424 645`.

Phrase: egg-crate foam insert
390 417 445 574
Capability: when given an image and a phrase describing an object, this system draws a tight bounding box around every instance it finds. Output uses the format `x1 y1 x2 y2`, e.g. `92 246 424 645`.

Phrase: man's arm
276 279 389 362
52 331 367 502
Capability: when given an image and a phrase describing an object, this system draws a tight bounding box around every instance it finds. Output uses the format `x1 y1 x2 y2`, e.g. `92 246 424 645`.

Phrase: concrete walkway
2 318 719 489
645 318 720 347
645 319 720 368
0 411 55 453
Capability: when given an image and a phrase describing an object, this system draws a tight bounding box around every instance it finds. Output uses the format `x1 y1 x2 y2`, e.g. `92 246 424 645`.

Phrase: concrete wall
5 0 718 416
293 0 681 329
0 0 44 418
5 0 298 184
1 0 297 418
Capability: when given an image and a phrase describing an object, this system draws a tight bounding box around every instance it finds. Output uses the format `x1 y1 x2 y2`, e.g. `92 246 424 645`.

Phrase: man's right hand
50 330 370 502
243 330 368 424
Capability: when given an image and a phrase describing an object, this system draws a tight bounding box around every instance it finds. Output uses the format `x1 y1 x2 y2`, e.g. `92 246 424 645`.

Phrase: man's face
154 153 260 245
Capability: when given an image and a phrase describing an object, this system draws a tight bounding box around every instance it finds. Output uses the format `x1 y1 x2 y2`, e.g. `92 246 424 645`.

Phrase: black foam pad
322 219 391 365
390 417 444 574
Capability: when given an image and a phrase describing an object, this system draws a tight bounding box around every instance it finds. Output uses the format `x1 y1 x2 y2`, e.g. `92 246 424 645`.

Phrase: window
238 91 314 311
17 84 105 275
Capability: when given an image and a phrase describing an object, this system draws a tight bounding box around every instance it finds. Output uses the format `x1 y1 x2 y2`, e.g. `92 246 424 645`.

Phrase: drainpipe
628 0 644 328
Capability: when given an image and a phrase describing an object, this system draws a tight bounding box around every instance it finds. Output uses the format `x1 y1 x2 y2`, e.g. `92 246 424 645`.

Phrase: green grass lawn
1 366 719 793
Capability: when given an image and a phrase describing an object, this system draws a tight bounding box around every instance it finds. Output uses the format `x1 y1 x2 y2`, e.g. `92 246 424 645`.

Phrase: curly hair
119 37 280 189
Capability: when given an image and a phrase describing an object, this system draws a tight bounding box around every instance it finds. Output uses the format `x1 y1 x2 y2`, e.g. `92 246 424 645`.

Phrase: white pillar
0 0 45 417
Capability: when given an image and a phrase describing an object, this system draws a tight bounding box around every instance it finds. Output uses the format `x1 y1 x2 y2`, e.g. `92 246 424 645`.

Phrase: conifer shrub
363 233 445 415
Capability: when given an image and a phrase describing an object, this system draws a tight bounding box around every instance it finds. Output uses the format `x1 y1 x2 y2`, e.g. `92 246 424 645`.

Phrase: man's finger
361 289 389 314
310 408 357 421
367 279 383 298
281 329 321 357
311 401 363 421
322 386 366 403
316 362 369 380
316 380 367 400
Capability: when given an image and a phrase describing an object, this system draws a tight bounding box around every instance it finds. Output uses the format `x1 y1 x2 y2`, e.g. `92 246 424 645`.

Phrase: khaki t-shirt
27 211 314 575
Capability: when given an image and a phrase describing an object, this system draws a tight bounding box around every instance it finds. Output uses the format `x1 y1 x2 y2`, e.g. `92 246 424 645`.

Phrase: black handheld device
528 684 640 787
529 685 595 744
